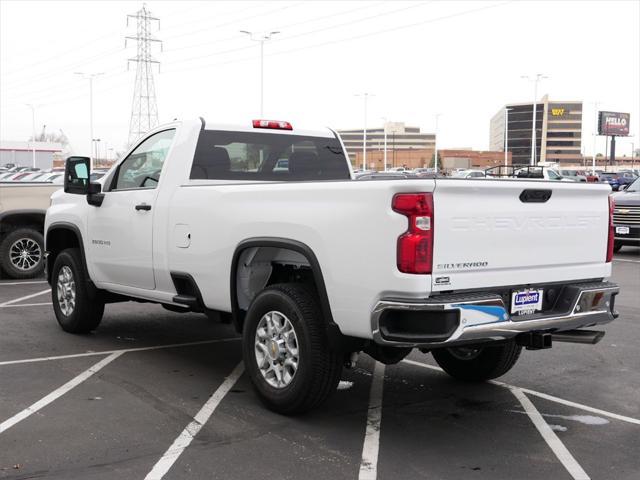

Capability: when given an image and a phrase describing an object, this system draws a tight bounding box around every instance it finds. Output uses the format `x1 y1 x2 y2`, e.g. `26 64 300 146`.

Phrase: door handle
135 203 152 211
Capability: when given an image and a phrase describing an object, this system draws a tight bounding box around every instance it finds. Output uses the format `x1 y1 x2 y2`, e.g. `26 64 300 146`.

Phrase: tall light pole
434 113 442 172
92 139 101 164
240 30 279 116
592 101 600 175
521 74 547 165
355 93 374 171
381 117 388 171
504 107 512 167
75 72 103 170
25 104 37 168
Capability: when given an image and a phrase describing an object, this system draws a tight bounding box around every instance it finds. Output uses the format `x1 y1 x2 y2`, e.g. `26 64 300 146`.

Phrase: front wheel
51 248 105 333
242 283 342 414
432 341 522 382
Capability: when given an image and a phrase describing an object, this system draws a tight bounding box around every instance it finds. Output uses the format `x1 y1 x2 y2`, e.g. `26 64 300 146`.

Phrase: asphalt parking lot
0 248 638 480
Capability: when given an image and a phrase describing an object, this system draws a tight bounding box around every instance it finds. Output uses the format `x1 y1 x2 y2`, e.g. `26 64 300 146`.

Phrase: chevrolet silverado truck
0 183 60 278
44 118 619 414
612 176 640 251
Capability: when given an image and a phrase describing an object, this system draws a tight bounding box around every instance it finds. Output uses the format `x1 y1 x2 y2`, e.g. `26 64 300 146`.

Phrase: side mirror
64 156 90 194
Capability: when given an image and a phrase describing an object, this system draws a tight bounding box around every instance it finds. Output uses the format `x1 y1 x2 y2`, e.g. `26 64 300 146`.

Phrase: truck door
87 129 176 290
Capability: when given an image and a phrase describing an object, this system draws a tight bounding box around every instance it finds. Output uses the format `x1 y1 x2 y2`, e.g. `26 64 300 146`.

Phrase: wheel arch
0 209 46 234
230 237 335 334
45 222 88 285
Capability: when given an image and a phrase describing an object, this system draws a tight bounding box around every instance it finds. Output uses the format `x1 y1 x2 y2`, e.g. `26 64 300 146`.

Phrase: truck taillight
392 193 434 274
252 119 293 130
606 195 615 263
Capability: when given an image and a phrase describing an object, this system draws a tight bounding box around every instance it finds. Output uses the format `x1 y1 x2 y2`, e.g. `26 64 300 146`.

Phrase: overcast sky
1 0 638 158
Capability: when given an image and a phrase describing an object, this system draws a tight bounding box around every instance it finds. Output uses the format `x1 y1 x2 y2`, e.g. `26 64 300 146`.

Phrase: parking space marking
512 387 590 480
614 258 640 263
0 288 50 307
0 302 52 308
359 361 385 480
0 338 240 366
144 361 245 480
0 351 124 434
0 280 48 286
402 359 640 426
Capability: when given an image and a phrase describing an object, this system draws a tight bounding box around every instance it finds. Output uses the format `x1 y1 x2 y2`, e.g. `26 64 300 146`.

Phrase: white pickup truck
45 118 619 414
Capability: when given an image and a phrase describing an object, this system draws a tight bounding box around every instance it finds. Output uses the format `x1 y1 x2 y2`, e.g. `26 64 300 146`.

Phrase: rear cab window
189 130 350 181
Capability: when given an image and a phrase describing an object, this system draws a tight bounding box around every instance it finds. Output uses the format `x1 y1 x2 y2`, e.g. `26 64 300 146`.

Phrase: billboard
598 111 630 136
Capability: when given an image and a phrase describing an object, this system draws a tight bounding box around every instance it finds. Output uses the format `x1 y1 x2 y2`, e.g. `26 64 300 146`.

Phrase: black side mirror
64 156 90 194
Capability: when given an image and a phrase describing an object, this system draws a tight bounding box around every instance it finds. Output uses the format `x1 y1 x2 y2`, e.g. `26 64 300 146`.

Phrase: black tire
432 341 522 382
242 283 343 415
613 242 623 253
0 228 45 279
51 248 104 333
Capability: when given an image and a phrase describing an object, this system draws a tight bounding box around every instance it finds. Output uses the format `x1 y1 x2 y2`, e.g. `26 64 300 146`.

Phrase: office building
338 122 435 168
489 95 583 165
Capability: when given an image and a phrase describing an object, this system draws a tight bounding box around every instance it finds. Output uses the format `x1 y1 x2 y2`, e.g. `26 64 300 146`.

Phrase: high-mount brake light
606 195 615 263
252 119 293 130
392 193 434 274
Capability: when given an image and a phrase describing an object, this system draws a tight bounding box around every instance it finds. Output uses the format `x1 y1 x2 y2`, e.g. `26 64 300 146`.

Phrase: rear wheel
242 283 342 414
0 228 45 279
432 341 522 381
51 248 104 333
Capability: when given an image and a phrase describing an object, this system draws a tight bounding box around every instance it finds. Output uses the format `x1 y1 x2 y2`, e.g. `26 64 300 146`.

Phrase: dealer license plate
616 226 630 235
511 289 544 315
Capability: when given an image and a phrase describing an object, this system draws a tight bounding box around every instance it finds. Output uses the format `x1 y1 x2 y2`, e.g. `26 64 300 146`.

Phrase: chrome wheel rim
56 266 76 316
254 310 299 389
9 238 41 271
448 346 483 361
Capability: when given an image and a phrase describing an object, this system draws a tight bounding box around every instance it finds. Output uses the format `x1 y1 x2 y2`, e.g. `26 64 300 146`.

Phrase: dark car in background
612 176 640 251
598 172 622 190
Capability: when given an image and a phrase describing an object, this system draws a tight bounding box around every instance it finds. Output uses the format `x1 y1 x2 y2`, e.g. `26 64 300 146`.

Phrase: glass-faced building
490 95 583 165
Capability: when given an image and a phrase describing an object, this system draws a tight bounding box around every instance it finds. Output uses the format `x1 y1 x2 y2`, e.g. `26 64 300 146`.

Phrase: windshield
626 177 640 192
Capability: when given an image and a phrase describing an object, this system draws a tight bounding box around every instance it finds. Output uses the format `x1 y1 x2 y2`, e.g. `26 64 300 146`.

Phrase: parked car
611 176 640 252
559 170 587 182
0 182 62 278
454 169 487 179
598 172 621 190
45 118 621 414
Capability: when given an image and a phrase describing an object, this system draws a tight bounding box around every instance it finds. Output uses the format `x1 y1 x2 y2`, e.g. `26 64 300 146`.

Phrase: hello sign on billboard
598 111 630 136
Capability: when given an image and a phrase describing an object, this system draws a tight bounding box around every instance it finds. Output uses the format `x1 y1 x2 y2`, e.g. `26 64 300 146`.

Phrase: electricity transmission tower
125 4 162 146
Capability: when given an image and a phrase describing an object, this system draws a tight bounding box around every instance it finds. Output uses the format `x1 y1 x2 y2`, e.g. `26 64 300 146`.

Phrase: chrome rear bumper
371 282 619 348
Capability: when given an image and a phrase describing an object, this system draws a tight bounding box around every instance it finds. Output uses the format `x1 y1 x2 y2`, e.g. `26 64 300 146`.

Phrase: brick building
356 148 510 171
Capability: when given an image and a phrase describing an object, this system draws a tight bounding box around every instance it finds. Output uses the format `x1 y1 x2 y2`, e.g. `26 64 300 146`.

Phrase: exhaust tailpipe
552 329 605 345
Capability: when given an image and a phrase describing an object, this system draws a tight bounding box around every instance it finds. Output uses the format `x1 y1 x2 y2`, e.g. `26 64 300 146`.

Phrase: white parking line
0 302 52 308
511 387 590 480
0 338 240 366
0 289 50 307
144 362 244 480
614 258 640 264
0 280 48 286
359 362 385 480
402 359 640 425
0 351 124 434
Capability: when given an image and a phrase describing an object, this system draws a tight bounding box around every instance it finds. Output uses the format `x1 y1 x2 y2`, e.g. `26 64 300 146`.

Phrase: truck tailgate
431 179 612 292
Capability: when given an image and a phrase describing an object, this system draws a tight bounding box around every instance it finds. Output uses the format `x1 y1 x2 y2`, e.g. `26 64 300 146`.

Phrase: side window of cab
112 129 176 191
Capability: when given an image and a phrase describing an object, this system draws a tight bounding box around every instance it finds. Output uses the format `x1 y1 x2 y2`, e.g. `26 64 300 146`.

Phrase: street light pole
592 101 600 175
521 74 547 165
25 104 37 168
434 113 442 172
240 30 279 116
381 117 388 171
355 93 374 171
75 72 103 171
504 107 512 167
